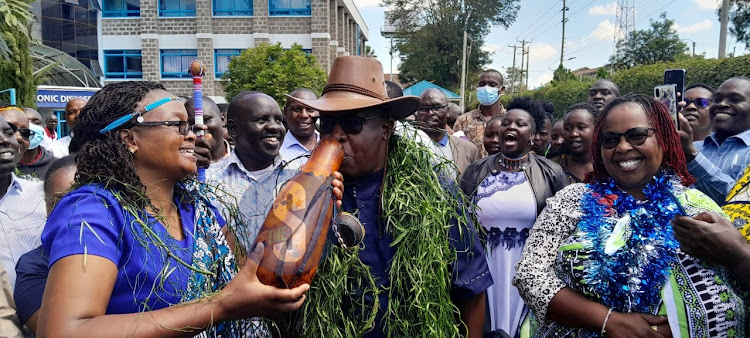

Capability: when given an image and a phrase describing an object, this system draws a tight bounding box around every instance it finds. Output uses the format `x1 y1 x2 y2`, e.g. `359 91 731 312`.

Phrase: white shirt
0 175 46 288
48 135 72 158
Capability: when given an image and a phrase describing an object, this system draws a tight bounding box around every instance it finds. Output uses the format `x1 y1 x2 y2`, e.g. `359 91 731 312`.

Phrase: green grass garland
284 131 473 337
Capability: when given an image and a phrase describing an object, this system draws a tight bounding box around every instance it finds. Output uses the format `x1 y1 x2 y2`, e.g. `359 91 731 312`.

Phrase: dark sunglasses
683 98 711 109
6 122 32 140
133 120 193 136
417 105 447 113
314 115 381 135
600 127 655 149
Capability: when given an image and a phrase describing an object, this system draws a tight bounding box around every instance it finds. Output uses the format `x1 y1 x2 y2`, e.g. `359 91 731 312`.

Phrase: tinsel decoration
578 171 682 313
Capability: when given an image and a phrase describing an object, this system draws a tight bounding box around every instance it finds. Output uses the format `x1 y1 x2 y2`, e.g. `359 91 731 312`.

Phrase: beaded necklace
497 153 531 171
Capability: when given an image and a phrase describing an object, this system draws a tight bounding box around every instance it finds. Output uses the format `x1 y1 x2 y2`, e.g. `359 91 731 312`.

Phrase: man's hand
676 113 698 162
672 212 748 269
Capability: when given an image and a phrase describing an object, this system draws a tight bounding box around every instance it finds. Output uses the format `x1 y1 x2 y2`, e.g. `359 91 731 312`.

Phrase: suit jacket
448 135 481 174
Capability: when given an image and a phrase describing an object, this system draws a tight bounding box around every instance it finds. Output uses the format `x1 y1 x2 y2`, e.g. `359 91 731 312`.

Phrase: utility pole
719 0 729 59
519 40 527 92
508 44 518 94
525 45 530 90
560 0 568 66
460 31 468 112
692 41 696 57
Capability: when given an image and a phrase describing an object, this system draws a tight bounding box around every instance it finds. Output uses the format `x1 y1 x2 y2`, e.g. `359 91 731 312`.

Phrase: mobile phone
664 69 686 103
655 84 679 129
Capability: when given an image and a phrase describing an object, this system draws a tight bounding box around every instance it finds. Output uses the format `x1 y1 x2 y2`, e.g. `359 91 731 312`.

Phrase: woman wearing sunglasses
677 83 714 143
513 94 749 337
38 81 312 337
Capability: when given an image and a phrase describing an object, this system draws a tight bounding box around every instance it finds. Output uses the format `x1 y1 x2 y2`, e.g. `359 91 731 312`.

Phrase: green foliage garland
283 133 472 337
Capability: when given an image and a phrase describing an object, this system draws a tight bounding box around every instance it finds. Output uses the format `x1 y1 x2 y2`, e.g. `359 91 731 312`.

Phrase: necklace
578 171 681 313
497 153 531 171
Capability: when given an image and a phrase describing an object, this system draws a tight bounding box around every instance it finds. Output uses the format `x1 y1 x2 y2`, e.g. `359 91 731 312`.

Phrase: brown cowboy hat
286 56 421 120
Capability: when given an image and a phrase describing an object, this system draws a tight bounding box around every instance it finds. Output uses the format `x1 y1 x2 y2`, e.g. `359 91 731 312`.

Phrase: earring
129 147 136 154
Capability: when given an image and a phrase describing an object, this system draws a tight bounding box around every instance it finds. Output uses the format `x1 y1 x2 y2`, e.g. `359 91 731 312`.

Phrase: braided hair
587 94 695 186
564 103 599 121
71 81 167 210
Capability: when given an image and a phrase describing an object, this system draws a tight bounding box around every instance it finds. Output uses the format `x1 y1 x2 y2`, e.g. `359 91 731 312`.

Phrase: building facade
98 0 368 98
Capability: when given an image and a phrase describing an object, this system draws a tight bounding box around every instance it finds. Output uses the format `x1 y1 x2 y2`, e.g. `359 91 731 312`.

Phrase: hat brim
285 92 421 120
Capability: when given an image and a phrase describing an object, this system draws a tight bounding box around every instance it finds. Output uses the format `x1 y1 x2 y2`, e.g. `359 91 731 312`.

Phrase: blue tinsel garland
578 171 682 313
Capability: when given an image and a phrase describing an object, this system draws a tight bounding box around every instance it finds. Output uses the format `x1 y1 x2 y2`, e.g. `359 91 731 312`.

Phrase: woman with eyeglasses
514 95 748 337
38 81 315 337
460 97 568 338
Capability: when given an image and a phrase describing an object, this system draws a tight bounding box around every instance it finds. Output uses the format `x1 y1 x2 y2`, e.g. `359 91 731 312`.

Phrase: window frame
214 49 242 78
103 49 143 79
158 0 196 17
213 0 253 16
268 0 311 16
101 0 140 17
160 49 198 79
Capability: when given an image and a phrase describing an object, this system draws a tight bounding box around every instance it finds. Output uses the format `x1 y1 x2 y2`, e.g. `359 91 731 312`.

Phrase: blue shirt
14 246 46 324
41 184 225 314
279 130 317 168
343 169 492 337
689 129 750 204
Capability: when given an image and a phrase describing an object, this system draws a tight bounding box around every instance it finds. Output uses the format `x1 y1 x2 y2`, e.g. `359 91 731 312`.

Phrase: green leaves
221 43 327 105
609 13 689 70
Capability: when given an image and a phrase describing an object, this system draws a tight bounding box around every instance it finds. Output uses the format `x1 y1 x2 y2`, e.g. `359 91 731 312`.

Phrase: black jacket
18 146 57 180
459 154 570 215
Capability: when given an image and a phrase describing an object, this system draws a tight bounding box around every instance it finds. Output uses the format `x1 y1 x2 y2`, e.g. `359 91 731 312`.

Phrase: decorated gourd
252 138 344 288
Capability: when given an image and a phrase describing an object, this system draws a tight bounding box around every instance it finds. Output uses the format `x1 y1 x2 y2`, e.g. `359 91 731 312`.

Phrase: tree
608 13 688 70
596 67 611 79
221 43 327 106
364 45 377 58
504 66 525 94
0 0 36 107
719 0 750 50
384 0 520 90
551 64 576 84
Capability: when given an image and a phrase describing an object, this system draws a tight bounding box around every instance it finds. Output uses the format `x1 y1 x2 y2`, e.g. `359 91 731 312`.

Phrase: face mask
476 86 501 106
28 123 45 150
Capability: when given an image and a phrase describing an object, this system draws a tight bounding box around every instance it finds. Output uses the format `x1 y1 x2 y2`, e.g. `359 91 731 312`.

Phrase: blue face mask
28 123 45 150
476 86 501 106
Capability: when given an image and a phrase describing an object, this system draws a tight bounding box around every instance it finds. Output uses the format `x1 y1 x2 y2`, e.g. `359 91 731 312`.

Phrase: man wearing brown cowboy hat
286 56 492 338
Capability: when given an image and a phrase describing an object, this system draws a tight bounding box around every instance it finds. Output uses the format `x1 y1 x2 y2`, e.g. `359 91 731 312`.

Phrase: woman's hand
332 171 344 209
605 312 669 338
217 243 309 320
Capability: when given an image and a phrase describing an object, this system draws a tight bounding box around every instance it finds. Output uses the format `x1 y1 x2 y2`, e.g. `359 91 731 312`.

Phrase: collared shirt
343 169 492 337
48 134 72 158
453 105 506 158
435 133 454 162
688 129 750 204
0 174 46 288
279 130 318 168
207 150 297 250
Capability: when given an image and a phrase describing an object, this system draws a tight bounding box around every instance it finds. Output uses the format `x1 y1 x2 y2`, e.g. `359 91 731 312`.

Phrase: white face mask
476 86 501 106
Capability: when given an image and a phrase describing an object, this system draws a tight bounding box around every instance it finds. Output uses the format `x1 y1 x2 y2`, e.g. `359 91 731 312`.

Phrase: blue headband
99 97 177 134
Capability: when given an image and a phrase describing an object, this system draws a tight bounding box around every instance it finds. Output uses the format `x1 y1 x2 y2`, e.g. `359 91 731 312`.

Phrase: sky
352 0 747 89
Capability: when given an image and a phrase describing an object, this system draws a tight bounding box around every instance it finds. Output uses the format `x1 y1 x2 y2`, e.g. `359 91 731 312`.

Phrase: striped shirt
0 174 46 288
688 129 750 205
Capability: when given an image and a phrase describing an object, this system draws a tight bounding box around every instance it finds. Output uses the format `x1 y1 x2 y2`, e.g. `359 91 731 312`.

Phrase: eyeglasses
7 122 32 141
133 120 192 136
683 98 711 109
314 116 381 135
417 105 447 114
600 127 655 149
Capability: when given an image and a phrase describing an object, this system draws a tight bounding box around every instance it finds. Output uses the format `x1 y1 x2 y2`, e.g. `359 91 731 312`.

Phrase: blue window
159 0 195 17
160 49 198 79
104 50 142 79
214 49 242 78
356 25 360 56
213 0 252 15
269 0 310 15
102 0 140 17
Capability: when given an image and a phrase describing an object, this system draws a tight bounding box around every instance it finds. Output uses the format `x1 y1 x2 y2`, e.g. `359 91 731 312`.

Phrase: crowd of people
0 55 748 338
